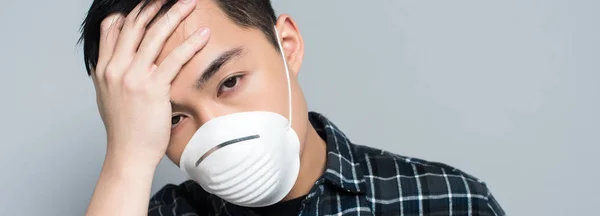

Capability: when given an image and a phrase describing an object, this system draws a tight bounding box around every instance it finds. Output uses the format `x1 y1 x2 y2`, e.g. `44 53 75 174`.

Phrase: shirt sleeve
485 188 506 216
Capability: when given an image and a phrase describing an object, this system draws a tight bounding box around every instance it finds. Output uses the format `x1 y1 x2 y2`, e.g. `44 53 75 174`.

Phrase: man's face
155 0 308 165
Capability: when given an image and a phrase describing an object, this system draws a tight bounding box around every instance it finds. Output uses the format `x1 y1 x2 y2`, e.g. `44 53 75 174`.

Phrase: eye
171 115 184 128
218 75 243 96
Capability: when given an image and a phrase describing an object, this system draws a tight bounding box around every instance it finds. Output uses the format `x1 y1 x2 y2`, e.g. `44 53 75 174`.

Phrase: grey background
1 0 598 215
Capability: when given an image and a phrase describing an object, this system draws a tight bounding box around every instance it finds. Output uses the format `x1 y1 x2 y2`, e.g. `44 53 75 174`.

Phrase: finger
95 13 125 81
133 0 198 69
109 0 167 72
153 28 210 83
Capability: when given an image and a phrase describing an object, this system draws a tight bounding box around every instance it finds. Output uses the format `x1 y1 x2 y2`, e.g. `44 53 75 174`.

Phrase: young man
80 0 505 215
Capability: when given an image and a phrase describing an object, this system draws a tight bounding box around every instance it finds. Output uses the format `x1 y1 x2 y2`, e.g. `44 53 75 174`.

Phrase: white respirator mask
178 26 301 207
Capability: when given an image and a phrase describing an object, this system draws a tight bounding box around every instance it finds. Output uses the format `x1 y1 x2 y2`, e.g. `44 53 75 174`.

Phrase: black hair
79 0 278 75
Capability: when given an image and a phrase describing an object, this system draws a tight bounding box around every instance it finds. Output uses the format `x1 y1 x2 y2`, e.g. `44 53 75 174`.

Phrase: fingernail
197 28 210 36
180 0 193 4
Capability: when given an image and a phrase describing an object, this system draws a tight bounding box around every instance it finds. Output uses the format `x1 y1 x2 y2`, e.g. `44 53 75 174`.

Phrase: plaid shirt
149 112 505 216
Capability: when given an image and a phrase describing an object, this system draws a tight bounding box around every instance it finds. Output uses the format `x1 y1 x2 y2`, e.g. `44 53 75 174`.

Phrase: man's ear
275 14 304 76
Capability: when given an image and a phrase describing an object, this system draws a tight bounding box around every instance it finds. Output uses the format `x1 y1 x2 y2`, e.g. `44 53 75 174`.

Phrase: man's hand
94 0 208 168
86 0 209 215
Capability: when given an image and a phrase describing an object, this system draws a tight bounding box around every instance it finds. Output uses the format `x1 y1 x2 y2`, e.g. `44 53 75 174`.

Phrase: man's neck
283 125 327 201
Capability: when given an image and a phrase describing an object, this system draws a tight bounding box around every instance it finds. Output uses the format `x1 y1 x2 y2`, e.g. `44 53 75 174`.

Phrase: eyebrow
170 46 245 111
194 46 245 89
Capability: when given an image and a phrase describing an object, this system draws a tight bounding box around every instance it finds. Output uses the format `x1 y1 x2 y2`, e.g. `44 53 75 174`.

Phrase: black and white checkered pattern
149 112 505 216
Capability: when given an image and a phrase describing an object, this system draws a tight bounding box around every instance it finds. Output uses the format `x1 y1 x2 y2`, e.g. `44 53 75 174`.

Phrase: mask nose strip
195 134 261 167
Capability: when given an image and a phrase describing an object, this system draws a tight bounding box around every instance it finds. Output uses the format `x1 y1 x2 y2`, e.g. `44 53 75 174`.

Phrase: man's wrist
103 149 158 180
86 146 157 216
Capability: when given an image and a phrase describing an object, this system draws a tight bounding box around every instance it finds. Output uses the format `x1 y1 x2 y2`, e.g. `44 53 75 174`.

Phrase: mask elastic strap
274 26 293 128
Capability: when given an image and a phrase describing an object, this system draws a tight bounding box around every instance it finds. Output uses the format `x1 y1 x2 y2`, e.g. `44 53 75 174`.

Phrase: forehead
155 0 267 65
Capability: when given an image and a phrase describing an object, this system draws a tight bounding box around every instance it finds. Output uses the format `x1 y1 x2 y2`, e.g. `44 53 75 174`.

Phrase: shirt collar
309 112 367 194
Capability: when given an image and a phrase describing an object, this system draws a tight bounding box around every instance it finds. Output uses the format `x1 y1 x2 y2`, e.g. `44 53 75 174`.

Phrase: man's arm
86 155 156 216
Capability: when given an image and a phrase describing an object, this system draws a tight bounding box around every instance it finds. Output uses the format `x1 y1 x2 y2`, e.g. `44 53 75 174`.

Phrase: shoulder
352 144 505 215
353 144 484 182
148 180 214 216
352 144 488 192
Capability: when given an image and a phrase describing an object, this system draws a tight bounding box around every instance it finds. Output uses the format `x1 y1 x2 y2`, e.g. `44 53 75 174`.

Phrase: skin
86 0 326 215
